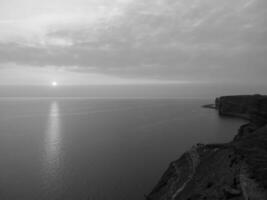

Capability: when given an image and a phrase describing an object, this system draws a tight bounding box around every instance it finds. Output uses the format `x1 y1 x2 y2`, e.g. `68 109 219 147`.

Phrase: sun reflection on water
43 101 62 196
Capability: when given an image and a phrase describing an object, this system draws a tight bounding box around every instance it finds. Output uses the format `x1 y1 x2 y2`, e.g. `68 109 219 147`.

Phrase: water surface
0 98 246 200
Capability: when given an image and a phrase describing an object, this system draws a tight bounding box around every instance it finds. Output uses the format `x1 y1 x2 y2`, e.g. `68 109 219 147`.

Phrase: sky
0 0 266 86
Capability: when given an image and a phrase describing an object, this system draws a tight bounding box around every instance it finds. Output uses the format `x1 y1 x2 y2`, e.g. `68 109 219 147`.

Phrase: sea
0 96 248 200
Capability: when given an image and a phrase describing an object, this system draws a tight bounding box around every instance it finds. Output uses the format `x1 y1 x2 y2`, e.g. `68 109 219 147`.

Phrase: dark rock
202 104 216 109
147 95 267 200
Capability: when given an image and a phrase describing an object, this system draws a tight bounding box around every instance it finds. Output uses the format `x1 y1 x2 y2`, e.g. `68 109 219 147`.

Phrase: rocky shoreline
147 95 267 200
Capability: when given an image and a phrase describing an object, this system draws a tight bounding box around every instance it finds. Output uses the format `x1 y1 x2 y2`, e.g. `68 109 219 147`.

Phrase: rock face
147 95 267 200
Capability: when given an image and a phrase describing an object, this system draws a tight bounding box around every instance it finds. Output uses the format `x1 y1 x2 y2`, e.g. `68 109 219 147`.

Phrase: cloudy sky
0 0 266 85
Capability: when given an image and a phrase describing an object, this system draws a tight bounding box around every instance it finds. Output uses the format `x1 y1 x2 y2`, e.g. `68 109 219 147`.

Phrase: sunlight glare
52 81 58 87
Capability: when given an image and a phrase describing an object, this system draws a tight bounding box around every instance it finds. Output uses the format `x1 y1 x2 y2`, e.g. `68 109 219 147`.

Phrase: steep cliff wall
216 95 267 123
147 95 267 200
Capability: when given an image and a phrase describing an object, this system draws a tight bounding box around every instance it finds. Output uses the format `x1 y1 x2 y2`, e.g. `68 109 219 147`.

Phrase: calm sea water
0 98 246 200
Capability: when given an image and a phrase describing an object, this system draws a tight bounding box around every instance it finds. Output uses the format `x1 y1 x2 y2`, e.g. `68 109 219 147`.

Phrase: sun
52 81 58 87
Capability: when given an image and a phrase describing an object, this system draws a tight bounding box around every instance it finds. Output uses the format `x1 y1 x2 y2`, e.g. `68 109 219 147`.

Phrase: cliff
147 95 267 200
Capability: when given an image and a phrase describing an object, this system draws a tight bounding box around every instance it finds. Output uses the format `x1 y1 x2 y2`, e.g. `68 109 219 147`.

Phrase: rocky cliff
147 95 267 200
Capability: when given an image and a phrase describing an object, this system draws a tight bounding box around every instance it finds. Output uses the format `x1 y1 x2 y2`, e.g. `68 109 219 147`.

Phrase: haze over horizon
0 0 266 86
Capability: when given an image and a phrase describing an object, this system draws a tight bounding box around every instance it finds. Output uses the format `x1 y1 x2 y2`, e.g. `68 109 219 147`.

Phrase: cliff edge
147 95 267 200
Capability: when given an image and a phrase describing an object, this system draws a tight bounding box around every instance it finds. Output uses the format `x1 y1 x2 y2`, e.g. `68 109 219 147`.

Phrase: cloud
0 0 266 84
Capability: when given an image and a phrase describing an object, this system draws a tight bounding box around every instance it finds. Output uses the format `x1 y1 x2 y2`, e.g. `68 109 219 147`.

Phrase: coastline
147 94 267 200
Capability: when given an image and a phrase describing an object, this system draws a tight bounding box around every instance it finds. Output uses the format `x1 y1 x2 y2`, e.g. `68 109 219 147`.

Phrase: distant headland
147 94 267 200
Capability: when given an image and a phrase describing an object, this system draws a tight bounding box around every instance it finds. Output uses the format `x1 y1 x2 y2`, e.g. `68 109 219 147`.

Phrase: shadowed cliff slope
147 95 267 200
